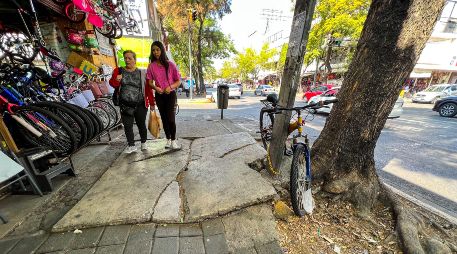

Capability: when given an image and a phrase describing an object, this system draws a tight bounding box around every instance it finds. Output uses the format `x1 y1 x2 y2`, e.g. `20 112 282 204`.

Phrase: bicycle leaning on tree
259 94 338 217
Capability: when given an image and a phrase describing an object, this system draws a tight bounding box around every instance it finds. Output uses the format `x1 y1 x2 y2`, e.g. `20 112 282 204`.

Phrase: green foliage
304 0 371 66
220 60 238 80
231 43 277 81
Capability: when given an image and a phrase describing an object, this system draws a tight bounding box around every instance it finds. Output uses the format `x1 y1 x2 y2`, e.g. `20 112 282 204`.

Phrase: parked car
234 83 243 95
228 84 241 99
302 84 333 102
412 84 457 103
254 85 275 96
432 96 457 117
308 88 404 118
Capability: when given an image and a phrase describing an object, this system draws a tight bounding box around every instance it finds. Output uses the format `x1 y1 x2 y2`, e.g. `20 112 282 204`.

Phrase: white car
308 88 404 118
228 84 241 99
412 84 457 104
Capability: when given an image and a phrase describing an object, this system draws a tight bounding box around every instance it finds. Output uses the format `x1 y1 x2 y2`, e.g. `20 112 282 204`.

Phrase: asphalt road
178 91 457 222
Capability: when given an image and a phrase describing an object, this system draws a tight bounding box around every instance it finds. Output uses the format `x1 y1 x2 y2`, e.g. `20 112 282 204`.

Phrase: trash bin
217 85 229 109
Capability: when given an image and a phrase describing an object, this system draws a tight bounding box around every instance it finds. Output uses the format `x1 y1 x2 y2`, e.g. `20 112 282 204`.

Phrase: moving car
432 96 457 117
412 84 457 103
228 84 241 99
254 85 275 96
308 88 404 118
302 84 333 102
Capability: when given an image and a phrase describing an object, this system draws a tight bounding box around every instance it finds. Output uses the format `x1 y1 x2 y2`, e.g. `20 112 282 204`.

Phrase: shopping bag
148 110 162 138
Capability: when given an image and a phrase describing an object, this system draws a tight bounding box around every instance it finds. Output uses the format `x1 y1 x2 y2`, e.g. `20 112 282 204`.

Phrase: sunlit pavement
177 92 457 223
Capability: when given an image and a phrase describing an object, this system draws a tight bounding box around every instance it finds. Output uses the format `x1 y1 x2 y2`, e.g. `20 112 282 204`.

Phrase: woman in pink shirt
147 41 181 149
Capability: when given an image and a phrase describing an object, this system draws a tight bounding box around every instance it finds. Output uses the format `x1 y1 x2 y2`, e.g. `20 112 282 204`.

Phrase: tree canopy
304 0 370 67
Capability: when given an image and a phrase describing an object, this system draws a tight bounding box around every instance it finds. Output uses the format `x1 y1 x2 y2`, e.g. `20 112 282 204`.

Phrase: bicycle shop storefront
0 0 127 233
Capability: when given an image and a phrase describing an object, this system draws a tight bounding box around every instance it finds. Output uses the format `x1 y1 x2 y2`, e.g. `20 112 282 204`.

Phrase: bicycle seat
266 94 278 105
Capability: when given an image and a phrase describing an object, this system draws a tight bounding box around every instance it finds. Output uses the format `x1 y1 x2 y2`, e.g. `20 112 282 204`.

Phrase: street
178 91 457 222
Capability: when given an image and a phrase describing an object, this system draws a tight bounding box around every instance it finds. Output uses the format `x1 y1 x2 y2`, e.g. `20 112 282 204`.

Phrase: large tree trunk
269 0 317 172
311 0 445 214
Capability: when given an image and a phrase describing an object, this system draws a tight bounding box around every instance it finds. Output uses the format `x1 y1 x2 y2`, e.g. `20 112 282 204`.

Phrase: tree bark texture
311 0 445 213
269 0 317 172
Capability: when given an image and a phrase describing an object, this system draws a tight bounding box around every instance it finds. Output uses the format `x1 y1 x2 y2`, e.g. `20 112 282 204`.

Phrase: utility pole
268 0 317 174
187 8 193 100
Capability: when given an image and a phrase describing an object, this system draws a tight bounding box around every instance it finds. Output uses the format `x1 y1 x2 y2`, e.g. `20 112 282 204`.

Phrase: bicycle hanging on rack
259 94 338 217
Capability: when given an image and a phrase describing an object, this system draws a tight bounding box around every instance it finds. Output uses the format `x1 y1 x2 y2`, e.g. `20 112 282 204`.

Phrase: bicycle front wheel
290 143 312 217
15 105 77 155
260 107 274 150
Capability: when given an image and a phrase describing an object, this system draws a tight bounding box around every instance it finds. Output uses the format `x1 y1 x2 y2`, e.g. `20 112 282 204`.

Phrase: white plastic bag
303 188 314 214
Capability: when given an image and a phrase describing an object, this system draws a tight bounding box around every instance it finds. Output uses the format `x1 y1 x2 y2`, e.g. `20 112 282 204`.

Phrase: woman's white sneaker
141 142 147 151
125 146 137 154
171 140 181 150
165 139 172 149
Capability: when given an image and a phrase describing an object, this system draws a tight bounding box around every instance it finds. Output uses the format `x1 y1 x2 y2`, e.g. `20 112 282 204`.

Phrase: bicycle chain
266 144 280 175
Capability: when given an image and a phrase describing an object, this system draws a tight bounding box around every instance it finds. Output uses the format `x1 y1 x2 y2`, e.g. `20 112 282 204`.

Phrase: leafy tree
304 0 370 78
220 60 238 80
158 0 233 93
232 43 277 82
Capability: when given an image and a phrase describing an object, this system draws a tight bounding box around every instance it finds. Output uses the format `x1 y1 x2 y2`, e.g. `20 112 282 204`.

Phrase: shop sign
80 60 98 75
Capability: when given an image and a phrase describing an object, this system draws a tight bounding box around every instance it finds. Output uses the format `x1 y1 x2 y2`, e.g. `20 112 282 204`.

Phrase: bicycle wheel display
260 107 274 150
0 31 38 63
15 105 77 155
290 143 312 217
91 99 119 128
87 106 110 131
65 3 86 23
34 101 88 148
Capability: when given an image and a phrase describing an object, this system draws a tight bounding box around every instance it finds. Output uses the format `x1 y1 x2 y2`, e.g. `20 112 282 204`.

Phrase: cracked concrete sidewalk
1 118 285 253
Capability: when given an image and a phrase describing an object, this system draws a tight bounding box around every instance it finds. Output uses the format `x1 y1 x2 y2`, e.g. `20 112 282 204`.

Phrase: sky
213 0 295 70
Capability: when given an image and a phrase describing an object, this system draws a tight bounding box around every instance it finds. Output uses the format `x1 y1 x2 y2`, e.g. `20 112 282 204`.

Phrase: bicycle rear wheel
91 99 119 128
87 105 110 131
0 31 38 63
15 105 77 155
290 143 312 217
260 107 274 150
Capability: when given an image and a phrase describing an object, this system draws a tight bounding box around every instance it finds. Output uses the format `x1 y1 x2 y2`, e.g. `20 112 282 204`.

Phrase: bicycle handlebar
277 98 339 111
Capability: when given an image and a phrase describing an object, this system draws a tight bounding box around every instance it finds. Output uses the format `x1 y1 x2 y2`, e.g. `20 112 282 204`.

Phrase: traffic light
192 10 197 21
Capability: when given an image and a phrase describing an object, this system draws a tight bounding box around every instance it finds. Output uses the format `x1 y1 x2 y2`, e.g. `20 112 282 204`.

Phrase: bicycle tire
113 22 123 39
91 99 119 128
290 143 311 217
33 101 87 148
65 3 86 23
15 105 77 155
259 107 275 150
84 108 102 136
95 20 115 37
87 105 110 131
63 103 95 141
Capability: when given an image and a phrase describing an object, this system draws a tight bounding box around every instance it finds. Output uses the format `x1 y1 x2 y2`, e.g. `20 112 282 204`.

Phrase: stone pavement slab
177 118 230 139
67 248 96 254
183 158 276 221
0 237 19 253
8 234 48 254
191 132 256 159
155 224 180 238
180 224 202 237
222 205 281 253
203 234 229 254
70 227 104 249
151 236 179 254
94 244 124 254
53 140 190 231
153 181 181 223
37 232 74 253
179 236 205 254
202 219 225 237
98 225 130 246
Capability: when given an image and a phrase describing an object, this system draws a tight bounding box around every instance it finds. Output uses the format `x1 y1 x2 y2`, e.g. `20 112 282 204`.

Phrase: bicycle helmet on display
67 32 84 45
50 60 66 71
84 37 99 48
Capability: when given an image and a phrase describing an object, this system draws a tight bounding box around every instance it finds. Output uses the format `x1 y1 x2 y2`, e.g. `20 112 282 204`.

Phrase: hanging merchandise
67 32 85 45
84 37 99 48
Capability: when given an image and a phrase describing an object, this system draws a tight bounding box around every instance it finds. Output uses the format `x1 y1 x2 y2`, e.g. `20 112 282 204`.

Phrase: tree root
384 186 453 254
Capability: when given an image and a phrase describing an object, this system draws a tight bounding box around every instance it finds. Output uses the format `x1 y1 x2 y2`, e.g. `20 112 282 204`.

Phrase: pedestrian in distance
147 41 182 150
109 50 156 154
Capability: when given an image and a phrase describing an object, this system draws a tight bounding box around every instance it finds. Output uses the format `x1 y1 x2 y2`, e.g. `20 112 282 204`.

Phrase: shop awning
409 71 432 78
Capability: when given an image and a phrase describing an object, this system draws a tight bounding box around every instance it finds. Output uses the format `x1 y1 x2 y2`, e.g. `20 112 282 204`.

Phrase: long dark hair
150 41 169 80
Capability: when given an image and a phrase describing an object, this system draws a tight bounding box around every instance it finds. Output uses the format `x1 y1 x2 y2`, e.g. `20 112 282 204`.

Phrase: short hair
123 50 136 60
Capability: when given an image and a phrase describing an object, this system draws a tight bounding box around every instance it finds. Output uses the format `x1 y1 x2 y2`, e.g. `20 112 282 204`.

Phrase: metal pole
188 16 193 100
221 108 224 119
